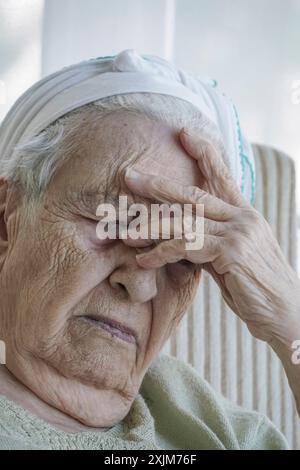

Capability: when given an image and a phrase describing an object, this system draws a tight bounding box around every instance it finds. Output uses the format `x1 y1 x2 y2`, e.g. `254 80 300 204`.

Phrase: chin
63 385 136 428
36 352 138 428
42 341 137 400
41 315 139 388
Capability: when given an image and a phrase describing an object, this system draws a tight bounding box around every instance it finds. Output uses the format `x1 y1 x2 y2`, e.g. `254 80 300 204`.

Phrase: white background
0 0 299 270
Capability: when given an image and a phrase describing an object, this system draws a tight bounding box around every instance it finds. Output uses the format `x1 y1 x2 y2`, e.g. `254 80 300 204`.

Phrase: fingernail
136 253 151 266
125 168 142 180
181 127 197 138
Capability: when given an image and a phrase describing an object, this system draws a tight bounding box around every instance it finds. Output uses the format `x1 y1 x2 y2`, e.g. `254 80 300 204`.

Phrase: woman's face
0 111 203 426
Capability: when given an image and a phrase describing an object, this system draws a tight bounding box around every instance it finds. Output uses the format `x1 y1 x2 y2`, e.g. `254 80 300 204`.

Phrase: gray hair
1 93 225 198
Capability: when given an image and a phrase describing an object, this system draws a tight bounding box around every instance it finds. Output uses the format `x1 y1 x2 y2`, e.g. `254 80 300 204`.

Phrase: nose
109 261 158 303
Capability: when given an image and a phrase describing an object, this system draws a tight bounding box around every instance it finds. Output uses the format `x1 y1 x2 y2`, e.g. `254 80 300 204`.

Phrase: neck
0 365 109 433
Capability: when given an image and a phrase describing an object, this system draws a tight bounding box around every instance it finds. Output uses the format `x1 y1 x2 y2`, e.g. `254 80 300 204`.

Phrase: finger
136 235 222 269
203 263 236 312
121 215 224 249
125 168 238 221
121 237 154 248
179 128 250 209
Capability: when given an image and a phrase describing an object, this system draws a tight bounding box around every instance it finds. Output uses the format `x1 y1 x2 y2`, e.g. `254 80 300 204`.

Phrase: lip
79 314 137 345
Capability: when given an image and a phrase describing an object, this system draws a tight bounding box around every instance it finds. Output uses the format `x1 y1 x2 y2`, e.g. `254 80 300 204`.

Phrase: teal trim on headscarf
209 79 255 205
93 55 117 61
232 104 256 205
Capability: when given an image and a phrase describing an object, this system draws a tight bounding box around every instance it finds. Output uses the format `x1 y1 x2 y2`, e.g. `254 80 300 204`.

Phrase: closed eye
166 259 196 285
79 215 121 247
178 260 194 268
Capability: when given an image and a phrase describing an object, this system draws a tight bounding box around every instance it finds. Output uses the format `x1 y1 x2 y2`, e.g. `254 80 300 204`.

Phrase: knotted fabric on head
0 49 255 203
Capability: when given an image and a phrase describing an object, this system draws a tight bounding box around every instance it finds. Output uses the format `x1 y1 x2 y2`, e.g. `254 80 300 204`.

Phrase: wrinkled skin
0 112 202 429
125 131 300 345
0 112 299 432
125 128 300 415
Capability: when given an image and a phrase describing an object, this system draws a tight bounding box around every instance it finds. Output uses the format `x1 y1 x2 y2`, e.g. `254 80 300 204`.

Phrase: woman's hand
125 127 300 415
124 128 300 347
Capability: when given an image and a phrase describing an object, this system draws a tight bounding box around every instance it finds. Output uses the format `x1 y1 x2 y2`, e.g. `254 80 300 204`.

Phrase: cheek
10 223 121 347
166 263 201 313
147 267 200 349
166 261 197 285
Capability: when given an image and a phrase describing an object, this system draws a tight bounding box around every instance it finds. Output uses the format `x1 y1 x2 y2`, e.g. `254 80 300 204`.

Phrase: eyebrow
82 190 119 205
74 189 119 203
66 188 120 212
68 167 153 215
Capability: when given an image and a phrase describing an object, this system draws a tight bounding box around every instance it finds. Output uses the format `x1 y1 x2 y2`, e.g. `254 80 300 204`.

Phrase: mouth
79 314 137 345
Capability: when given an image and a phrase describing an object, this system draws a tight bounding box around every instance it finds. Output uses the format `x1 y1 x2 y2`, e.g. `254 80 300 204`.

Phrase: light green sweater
0 354 289 450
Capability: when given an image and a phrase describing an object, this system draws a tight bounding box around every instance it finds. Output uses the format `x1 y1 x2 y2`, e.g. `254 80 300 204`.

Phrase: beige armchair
163 144 299 449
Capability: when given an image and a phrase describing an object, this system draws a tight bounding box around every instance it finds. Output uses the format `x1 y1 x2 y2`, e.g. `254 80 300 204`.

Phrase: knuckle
227 236 246 257
150 176 164 191
199 138 216 156
186 185 205 203
243 207 261 224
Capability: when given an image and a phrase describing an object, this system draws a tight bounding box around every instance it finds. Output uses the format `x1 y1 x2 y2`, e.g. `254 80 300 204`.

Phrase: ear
0 177 21 263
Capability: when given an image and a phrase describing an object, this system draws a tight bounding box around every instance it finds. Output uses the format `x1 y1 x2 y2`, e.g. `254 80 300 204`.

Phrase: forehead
48 110 202 201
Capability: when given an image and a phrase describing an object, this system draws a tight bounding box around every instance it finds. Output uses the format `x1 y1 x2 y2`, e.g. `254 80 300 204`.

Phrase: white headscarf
0 49 255 203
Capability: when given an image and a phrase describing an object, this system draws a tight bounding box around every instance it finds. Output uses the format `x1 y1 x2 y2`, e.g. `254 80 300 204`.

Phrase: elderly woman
0 49 299 450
